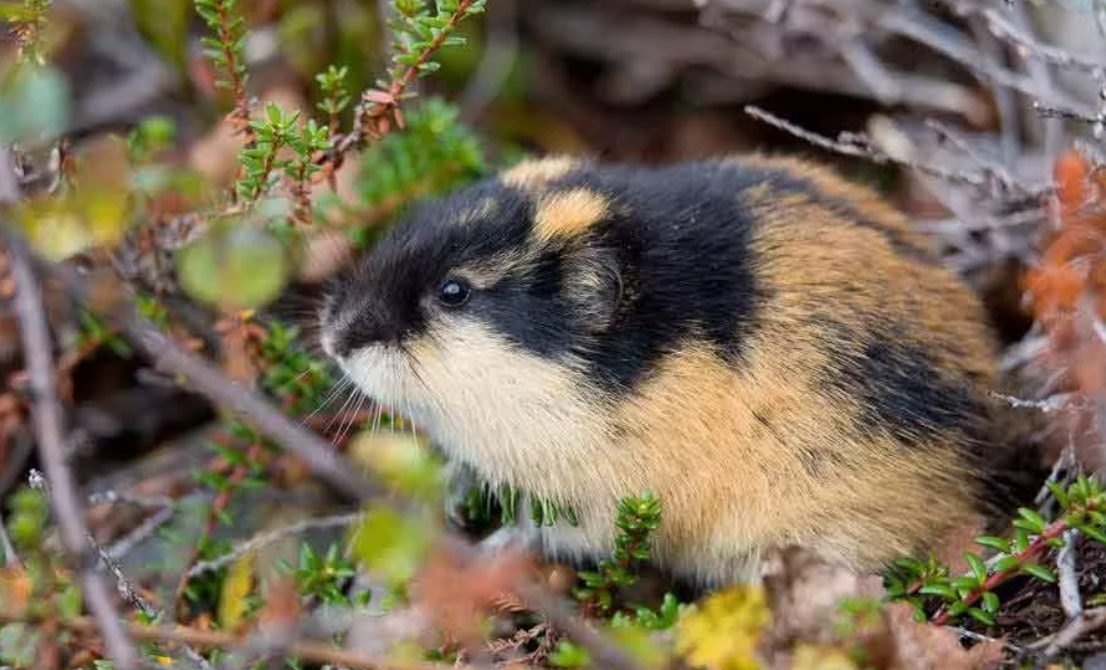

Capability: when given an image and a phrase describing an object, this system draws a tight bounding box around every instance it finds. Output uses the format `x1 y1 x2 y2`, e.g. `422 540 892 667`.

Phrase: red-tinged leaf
363 89 395 105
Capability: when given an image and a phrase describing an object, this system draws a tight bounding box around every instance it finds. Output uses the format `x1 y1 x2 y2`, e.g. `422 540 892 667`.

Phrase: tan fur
532 188 610 242
500 155 581 191
454 248 540 289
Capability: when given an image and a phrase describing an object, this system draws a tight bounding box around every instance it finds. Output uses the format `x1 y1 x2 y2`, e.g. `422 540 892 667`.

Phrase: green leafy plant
575 491 663 616
885 474 1106 626
611 592 686 631
281 542 368 607
194 0 250 127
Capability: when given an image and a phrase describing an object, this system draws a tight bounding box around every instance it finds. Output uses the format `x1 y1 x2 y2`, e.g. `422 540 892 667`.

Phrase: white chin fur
340 344 435 428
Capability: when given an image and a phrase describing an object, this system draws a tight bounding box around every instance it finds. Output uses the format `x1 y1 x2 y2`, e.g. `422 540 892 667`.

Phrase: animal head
319 157 624 470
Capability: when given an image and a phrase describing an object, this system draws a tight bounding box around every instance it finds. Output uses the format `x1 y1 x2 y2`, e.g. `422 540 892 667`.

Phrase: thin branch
743 105 989 187
320 0 482 173
1056 530 1083 621
105 505 175 562
122 315 375 502
0 612 489 670
5 233 140 670
0 509 20 568
186 512 362 579
1030 607 1106 653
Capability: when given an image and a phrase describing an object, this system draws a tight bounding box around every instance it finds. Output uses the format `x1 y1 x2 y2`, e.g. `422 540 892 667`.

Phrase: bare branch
0 612 488 670
186 512 362 579
5 232 140 670
0 509 20 569
743 105 989 186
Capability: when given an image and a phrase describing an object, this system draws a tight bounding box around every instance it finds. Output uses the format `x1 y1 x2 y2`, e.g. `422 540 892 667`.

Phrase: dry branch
5 231 140 670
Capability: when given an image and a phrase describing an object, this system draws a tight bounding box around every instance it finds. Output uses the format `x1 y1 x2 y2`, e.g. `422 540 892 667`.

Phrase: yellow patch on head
532 188 609 242
454 197 497 226
500 156 580 190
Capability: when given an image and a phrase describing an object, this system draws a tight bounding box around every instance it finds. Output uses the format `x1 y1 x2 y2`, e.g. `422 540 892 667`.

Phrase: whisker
303 374 353 425
323 380 360 437
370 400 384 440
334 389 368 449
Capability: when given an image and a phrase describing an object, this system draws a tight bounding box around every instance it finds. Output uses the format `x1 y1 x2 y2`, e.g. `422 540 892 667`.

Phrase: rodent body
320 154 1040 586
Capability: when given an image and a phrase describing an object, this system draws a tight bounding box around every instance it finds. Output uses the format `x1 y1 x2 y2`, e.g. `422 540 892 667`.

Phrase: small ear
562 242 623 333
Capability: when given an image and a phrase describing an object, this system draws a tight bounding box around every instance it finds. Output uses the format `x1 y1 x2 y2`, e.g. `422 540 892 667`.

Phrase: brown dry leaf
756 547 1003 670
882 603 1004 670
0 566 33 617
760 546 885 649
218 319 261 385
411 542 538 645
256 575 301 632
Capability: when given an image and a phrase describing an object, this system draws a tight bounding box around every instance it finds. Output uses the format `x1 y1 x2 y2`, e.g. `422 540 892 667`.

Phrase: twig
743 105 989 187
0 612 490 670
5 233 140 670
320 0 482 173
106 505 175 562
932 515 1071 625
989 391 1072 413
29 433 213 670
121 315 375 502
186 511 362 579
924 119 1018 193
0 509 20 568
1056 530 1083 622
1030 607 1106 653
1042 529 1087 657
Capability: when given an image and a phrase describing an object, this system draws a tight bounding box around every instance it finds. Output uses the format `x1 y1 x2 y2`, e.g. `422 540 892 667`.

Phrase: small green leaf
964 553 988 585
350 506 432 586
178 223 290 309
1021 562 1057 583
0 65 71 143
981 591 1000 614
967 607 995 626
974 536 1011 553
918 584 958 600
1082 525 1106 545
1017 508 1048 533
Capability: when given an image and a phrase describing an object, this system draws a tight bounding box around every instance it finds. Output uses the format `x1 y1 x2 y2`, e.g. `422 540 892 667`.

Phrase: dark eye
437 277 471 307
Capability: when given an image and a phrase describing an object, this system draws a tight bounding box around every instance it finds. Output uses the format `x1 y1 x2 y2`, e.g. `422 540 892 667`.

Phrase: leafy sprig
885 474 1106 626
195 0 251 134
575 492 663 615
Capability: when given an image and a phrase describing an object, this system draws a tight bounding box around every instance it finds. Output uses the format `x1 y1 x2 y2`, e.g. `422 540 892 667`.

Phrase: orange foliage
1023 147 1106 468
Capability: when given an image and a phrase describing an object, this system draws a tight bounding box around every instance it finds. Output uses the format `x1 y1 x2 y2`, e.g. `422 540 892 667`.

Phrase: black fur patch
821 317 982 448
539 162 765 390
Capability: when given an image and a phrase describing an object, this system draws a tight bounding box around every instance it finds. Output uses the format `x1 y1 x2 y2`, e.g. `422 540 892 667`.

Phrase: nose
323 305 405 358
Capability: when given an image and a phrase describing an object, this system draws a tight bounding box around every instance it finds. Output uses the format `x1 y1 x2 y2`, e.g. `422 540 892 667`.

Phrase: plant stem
932 517 1070 625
